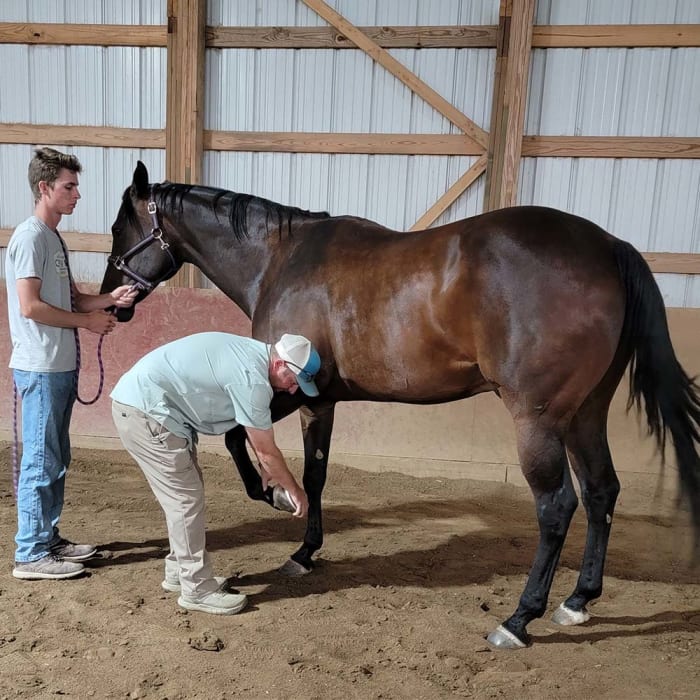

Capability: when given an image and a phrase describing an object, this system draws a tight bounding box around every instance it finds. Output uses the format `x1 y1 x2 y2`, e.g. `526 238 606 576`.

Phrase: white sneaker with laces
13 554 85 580
178 589 248 615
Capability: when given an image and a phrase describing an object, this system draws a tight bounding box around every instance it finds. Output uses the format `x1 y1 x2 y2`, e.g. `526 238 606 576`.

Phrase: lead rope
56 231 107 406
55 232 107 405
11 232 107 497
12 384 19 498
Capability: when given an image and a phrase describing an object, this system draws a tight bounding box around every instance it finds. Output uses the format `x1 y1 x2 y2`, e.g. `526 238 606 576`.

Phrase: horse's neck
178 220 276 319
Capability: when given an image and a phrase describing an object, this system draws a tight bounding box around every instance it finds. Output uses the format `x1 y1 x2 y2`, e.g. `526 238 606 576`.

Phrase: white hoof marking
552 602 591 626
278 558 312 577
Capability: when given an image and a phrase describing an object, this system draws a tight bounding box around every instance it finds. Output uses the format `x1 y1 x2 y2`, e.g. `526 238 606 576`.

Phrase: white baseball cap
274 333 321 397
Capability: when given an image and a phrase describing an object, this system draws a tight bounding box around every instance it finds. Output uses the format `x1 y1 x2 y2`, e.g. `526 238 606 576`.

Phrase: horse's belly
336 359 494 403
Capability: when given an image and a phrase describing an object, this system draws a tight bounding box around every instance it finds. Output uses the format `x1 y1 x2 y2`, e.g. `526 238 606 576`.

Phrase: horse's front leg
280 401 336 576
224 425 273 504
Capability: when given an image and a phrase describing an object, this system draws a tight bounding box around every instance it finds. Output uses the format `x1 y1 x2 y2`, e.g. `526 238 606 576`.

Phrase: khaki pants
111 401 219 596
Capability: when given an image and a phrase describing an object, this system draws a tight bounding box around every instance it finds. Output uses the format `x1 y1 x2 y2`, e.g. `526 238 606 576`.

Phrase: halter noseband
108 190 179 292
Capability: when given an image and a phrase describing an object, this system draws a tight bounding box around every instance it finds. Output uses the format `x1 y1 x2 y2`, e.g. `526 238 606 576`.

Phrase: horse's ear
131 161 150 199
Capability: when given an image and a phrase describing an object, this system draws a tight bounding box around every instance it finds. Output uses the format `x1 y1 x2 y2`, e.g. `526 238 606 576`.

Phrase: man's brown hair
28 147 82 202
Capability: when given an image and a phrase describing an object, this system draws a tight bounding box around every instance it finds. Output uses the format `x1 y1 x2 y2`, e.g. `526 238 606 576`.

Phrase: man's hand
110 284 139 308
84 309 116 335
286 485 309 518
245 426 308 518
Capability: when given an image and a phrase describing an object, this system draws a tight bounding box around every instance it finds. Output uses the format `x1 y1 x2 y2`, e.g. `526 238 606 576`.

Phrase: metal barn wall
523 0 700 306
0 0 698 306
202 0 496 248
0 0 167 283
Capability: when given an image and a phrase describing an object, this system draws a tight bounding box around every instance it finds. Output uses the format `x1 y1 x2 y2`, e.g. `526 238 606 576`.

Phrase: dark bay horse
101 161 700 649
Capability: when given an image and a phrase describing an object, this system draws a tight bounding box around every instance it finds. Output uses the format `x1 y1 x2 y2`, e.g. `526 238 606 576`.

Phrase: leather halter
107 190 178 291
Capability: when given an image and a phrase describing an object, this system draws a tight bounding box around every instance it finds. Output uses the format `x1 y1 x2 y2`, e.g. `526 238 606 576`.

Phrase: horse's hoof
486 625 527 649
272 486 295 513
278 558 312 577
552 603 590 626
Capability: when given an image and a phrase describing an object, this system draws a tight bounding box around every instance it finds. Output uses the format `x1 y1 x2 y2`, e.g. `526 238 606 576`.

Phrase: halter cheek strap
108 191 179 291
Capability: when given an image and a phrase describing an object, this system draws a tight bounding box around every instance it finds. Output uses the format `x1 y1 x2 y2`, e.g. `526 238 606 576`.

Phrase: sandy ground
0 441 698 699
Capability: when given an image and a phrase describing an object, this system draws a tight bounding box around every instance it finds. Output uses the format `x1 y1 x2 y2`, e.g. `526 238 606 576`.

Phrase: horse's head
100 161 181 321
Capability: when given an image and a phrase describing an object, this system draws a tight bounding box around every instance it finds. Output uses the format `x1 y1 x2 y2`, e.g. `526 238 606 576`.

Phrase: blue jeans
13 369 76 562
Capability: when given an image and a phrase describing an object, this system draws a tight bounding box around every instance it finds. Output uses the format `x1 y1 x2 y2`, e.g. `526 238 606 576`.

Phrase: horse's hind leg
553 400 620 625
488 413 578 649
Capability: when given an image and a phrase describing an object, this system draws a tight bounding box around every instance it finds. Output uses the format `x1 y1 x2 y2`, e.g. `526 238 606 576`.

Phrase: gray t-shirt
5 215 76 372
111 332 274 442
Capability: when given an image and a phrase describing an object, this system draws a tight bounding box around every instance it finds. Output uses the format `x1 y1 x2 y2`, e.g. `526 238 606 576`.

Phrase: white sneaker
13 554 84 580
161 575 228 593
178 589 248 615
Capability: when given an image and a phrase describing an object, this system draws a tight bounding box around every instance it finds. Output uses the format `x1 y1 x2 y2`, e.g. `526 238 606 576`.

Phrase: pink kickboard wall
0 285 251 439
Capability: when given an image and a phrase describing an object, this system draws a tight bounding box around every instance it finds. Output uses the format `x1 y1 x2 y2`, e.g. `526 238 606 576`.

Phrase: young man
111 331 320 615
6 147 138 581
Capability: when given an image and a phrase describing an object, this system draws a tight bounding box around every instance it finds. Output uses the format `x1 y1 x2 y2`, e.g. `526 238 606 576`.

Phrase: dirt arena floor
0 442 698 699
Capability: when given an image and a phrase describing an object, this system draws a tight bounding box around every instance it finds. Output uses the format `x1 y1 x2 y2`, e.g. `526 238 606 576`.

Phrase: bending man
111 331 320 615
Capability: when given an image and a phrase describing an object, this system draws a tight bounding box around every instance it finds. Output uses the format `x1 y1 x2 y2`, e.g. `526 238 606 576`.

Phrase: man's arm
245 426 309 518
72 282 138 312
16 277 116 335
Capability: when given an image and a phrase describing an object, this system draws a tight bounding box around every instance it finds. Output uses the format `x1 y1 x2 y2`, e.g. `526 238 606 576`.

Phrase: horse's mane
151 182 331 241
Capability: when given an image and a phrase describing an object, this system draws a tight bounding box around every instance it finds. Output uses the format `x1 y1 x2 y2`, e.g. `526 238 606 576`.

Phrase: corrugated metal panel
524 0 700 308
2 1 698 306
0 145 35 228
203 0 496 237
536 0 700 24
3 0 164 23
0 0 166 284
206 0 499 26
519 155 700 307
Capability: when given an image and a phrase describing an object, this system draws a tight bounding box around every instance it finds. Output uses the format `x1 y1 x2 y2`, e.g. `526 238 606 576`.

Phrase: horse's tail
614 239 700 560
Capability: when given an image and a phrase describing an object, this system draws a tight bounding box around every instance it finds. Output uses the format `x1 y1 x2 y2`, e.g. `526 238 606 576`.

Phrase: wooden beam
0 229 112 252
300 0 488 150
410 155 488 230
207 25 498 49
532 24 700 48
522 136 700 159
205 132 483 155
643 253 700 274
166 0 205 288
2 125 697 161
3 22 699 51
0 22 166 46
0 123 164 149
485 0 535 211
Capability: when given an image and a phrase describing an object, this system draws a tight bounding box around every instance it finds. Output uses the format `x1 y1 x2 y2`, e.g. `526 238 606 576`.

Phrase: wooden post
166 0 205 287
484 0 535 211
